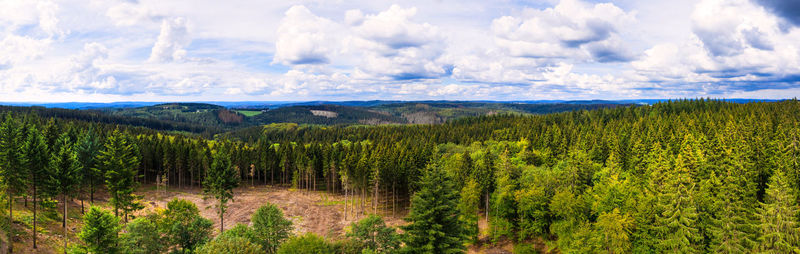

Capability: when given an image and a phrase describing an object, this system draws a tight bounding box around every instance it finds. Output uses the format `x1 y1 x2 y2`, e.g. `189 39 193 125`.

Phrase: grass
235 110 263 117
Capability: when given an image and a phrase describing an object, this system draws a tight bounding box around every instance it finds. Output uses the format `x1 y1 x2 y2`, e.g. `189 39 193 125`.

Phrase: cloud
490 0 635 62
635 0 800 87
754 0 800 27
272 5 337 65
149 17 190 62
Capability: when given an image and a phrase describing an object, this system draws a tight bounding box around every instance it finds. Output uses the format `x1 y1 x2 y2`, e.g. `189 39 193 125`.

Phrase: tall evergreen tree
203 145 240 233
654 142 702 253
756 169 800 253
75 129 101 206
96 129 142 220
22 125 49 250
48 133 81 253
0 115 26 253
401 164 466 253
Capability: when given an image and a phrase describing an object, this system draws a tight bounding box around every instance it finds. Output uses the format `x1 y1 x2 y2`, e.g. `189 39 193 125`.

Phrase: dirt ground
136 185 406 239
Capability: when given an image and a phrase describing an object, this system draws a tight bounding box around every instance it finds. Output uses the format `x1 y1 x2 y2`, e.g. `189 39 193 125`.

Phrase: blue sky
1 0 799 102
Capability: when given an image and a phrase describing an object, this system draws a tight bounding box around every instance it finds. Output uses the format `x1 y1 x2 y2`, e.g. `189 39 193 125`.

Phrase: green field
235 110 263 117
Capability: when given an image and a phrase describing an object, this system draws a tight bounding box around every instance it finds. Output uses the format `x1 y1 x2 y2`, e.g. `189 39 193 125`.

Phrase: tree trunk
485 191 489 221
33 185 37 249
220 207 224 233
392 181 396 217
8 193 13 254
343 186 347 220
63 193 68 254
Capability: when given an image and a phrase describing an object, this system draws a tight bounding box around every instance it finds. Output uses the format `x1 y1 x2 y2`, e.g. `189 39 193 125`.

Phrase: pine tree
203 145 240 233
96 129 142 220
756 169 800 253
0 115 26 253
48 133 81 253
22 125 49 250
401 164 466 253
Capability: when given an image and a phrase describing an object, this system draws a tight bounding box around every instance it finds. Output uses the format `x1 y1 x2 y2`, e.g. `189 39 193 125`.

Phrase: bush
346 214 399 253
329 238 365 254
120 214 166 254
251 203 293 253
196 236 262 254
277 233 334 254
513 243 541 254
160 198 213 253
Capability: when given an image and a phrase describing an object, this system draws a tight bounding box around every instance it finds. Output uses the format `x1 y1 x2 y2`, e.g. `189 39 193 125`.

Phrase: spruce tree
75 129 101 206
77 206 121 254
203 145 240 233
96 129 142 221
654 149 702 252
756 169 800 253
22 125 49 250
48 133 81 253
401 164 466 253
0 115 26 253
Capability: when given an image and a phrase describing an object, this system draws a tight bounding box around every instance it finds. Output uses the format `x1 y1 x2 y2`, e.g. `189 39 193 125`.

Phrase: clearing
2 185 518 253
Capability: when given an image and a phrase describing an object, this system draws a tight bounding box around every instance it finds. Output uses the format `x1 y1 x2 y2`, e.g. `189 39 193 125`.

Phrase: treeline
0 105 220 135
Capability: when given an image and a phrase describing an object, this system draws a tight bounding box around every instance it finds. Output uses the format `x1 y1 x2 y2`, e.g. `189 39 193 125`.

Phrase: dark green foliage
22 125 48 249
251 203 293 254
401 164 466 253
276 233 334 254
161 198 213 253
346 214 400 253
0 114 26 252
77 206 121 254
96 129 142 220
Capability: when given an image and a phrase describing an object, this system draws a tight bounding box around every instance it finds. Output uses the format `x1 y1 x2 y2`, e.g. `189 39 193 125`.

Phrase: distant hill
5 99 779 138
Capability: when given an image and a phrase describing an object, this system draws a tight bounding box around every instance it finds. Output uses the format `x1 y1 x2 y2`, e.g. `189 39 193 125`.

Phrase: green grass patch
235 110 263 117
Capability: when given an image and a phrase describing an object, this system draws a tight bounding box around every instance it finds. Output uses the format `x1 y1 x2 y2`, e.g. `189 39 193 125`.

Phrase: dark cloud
693 28 744 56
561 19 614 48
742 28 774 50
289 55 329 65
755 0 800 26
586 45 633 63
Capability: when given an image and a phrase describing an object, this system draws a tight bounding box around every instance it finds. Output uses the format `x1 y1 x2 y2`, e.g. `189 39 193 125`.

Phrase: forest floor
1 185 523 253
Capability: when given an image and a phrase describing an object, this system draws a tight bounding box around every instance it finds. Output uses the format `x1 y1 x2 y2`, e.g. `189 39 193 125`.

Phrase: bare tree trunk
63 194 67 254
343 186 347 220
392 181 396 217
485 191 490 221
8 193 13 254
33 185 37 250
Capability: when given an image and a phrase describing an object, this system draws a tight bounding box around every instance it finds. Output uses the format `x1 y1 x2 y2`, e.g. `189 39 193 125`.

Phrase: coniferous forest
1 99 800 253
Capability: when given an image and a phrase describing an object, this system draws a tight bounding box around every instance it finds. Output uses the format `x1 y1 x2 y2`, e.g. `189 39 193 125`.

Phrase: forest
1 99 799 253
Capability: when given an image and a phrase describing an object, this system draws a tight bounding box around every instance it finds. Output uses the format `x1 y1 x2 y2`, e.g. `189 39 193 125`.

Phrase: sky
1 0 799 102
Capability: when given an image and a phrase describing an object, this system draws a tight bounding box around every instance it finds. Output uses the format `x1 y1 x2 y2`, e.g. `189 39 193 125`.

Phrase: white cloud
272 5 338 65
490 0 635 62
634 0 800 85
149 17 190 62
